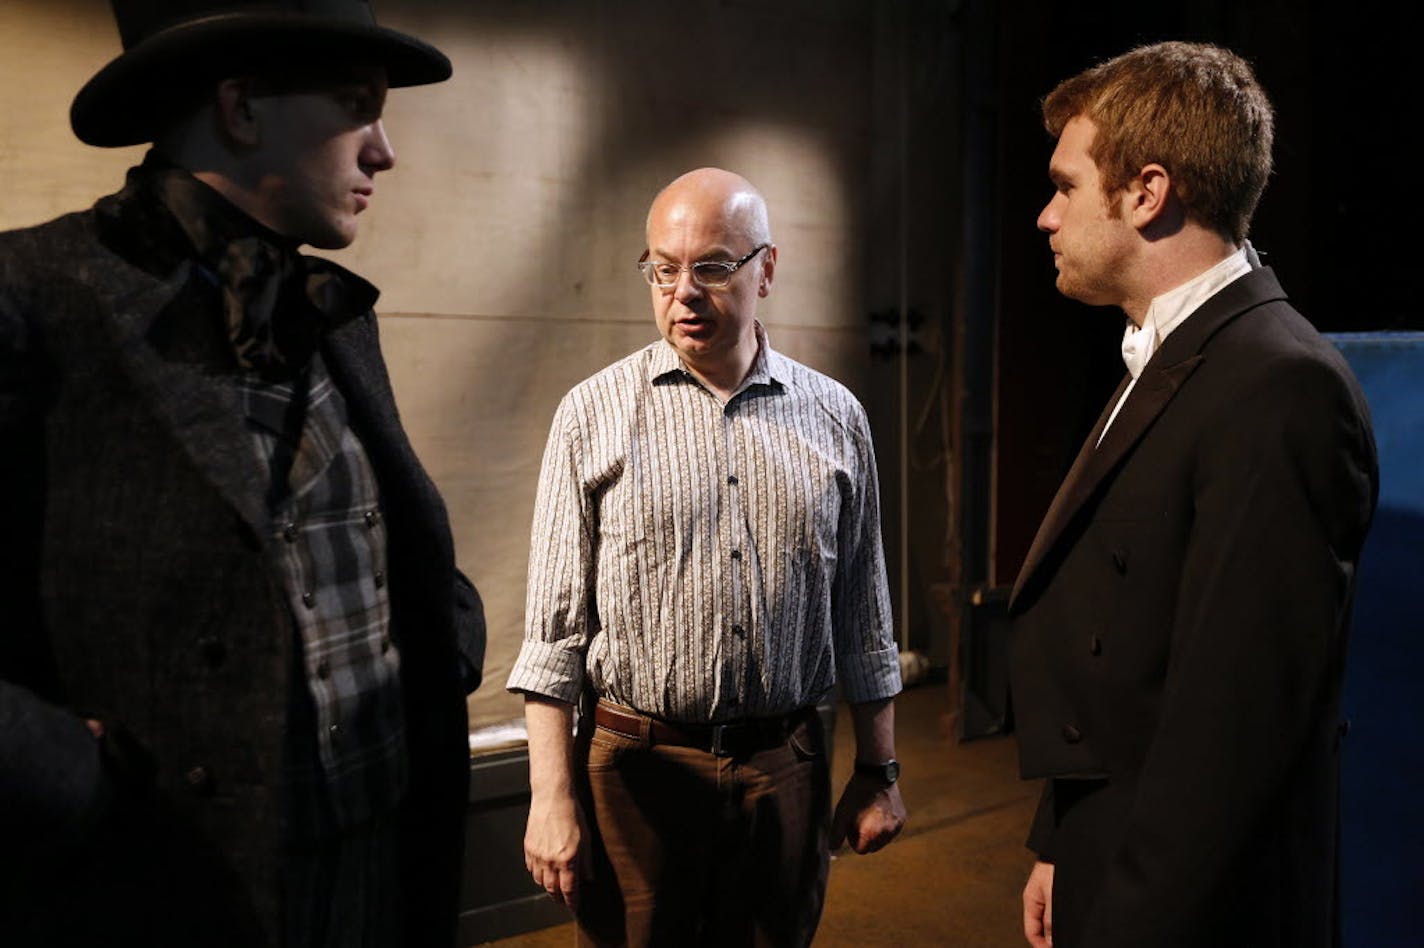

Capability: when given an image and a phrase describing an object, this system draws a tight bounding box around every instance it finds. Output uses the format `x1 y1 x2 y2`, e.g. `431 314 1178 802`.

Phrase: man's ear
758 244 777 298
214 78 261 148
1126 163 1173 231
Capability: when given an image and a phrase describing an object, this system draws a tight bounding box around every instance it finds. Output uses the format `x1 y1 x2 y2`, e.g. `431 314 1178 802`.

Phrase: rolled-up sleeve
832 402 901 704
506 396 595 704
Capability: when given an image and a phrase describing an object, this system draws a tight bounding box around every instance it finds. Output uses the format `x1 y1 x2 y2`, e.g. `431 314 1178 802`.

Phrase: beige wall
0 0 907 728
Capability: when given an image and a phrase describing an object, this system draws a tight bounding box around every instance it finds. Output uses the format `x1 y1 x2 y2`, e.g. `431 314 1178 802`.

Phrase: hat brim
71 13 452 147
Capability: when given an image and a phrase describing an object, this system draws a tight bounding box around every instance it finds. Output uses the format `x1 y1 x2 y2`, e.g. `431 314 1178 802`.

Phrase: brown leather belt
593 700 815 758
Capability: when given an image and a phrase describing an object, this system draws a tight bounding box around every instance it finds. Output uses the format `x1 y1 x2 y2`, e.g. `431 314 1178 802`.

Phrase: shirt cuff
504 639 587 705
836 644 903 704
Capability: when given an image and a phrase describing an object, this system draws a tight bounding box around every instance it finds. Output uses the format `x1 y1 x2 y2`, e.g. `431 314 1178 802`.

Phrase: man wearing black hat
0 3 484 946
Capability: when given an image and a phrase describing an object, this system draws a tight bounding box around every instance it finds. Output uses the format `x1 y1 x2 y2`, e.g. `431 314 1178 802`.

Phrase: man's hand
524 787 582 908
522 695 581 908
829 774 906 854
1023 859 1054 947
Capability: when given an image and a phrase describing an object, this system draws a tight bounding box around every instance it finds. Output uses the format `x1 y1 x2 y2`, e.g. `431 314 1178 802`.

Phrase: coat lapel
320 312 453 555
103 260 270 542
1008 267 1290 610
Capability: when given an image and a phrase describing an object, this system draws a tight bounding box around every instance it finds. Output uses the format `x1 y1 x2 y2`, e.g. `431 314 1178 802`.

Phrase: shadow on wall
362 0 899 727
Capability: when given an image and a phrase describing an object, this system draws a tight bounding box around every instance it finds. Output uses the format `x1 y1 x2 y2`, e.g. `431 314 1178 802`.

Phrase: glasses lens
692 262 734 287
641 262 678 286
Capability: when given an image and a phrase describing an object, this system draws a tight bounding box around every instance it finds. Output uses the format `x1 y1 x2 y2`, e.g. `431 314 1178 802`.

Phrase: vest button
1061 724 1083 744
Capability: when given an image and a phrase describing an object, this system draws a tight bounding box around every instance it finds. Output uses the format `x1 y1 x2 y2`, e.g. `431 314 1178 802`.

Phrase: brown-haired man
0 3 483 945
1009 42 1377 948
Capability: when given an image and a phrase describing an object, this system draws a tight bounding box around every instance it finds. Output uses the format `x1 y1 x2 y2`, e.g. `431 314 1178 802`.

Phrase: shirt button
1061 724 1083 744
316 660 331 679
282 522 299 543
185 765 215 796
381 636 393 655
301 591 315 609
199 637 227 668
328 724 342 745
373 569 387 589
726 475 739 485
365 509 382 529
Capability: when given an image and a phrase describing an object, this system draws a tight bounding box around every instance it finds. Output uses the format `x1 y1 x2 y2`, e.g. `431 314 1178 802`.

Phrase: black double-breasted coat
0 193 484 945
1009 268 1378 948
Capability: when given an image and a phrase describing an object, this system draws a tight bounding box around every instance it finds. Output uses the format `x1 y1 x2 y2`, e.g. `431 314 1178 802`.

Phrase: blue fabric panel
1327 332 1424 948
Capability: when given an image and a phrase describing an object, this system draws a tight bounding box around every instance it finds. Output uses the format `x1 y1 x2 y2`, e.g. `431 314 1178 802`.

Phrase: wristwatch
854 758 900 785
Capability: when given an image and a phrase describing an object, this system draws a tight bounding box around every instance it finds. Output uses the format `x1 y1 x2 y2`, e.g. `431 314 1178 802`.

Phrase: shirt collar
1142 247 1252 345
1122 247 1251 379
649 321 787 393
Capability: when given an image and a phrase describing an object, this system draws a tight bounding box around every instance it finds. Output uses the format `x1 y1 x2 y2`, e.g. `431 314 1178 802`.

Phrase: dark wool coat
1009 268 1378 948
0 195 485 946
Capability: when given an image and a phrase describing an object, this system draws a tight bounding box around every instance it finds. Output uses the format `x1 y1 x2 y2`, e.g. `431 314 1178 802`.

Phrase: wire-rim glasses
637 244 768 289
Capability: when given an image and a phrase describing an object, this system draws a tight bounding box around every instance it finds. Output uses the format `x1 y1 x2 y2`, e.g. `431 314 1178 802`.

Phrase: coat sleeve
453 568 487 694
0 286 113 893
1081 354 1377 945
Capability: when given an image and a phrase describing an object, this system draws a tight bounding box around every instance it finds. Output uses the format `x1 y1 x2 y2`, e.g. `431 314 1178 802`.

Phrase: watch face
858 759 900 783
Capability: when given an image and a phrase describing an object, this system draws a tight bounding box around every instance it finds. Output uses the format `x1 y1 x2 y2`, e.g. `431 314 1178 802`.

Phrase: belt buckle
710 724 732 758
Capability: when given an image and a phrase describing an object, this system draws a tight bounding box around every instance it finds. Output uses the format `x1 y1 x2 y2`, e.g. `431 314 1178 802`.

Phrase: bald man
507 168 906 946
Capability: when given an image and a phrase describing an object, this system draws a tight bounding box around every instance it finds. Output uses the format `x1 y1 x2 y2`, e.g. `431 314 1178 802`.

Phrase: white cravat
1097 247 1253 447
1120 313 1159 381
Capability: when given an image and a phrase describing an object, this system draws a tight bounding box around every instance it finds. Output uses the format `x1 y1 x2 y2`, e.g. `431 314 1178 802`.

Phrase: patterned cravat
215 236 373 377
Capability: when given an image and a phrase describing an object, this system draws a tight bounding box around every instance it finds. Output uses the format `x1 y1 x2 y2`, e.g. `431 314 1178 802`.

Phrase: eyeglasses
637 244 768 289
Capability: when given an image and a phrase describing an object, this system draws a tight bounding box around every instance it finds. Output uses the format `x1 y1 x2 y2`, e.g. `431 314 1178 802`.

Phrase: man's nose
1036 195 1059 233
672 267 703 304
363 119 397 173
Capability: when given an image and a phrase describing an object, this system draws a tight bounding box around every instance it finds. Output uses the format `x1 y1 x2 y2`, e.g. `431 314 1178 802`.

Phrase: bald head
646 168 771 248
641 167 777 398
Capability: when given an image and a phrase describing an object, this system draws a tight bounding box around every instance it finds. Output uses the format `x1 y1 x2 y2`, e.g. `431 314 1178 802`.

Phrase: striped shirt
508 325 901 721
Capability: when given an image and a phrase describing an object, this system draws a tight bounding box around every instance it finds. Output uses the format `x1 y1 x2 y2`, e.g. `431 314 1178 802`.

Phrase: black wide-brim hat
72 0 452 147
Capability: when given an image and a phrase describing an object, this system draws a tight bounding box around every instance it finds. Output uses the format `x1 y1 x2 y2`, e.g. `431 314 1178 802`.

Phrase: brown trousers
574 706 831 948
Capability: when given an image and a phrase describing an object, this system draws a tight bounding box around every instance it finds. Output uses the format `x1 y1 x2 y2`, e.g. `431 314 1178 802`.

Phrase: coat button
282 522 299 543
199 637 227 668
730 624 746 638
730 550 742 560
1089 634 1102 657
373 569 387 589
1111 549 1128 574
1061 724 1083 744
726 475 739 485
1337 719 1351 740
185 765 215 796
364 509 382 529
316 660 331 679
301 591 315 609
